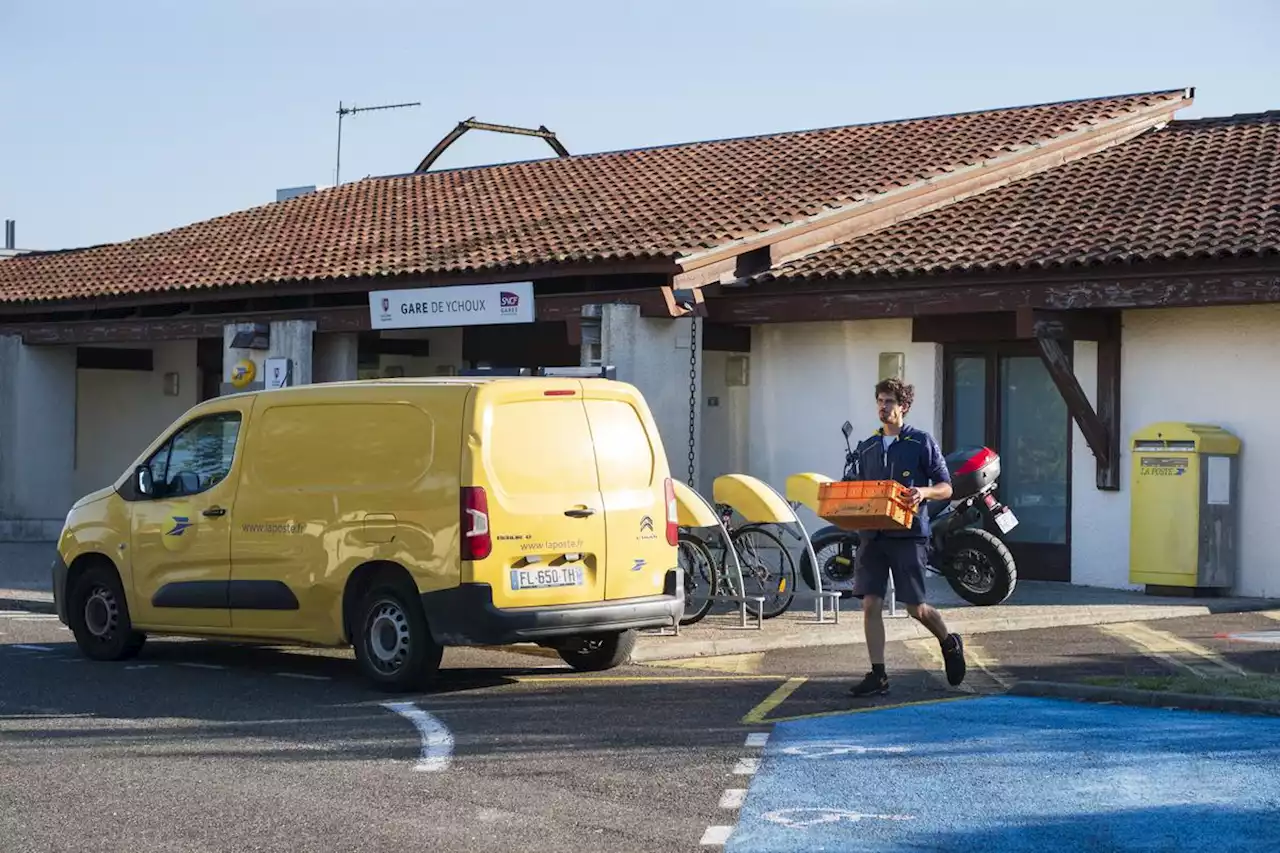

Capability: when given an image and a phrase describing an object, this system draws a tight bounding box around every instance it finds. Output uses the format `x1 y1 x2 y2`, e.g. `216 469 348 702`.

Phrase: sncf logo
499 291 520 314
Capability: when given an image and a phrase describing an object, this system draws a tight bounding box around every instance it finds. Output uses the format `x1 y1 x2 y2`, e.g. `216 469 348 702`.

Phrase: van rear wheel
556 629 635 672
353 580 442 692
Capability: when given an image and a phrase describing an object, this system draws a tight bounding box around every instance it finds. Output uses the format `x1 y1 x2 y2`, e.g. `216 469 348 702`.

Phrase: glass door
944 343 1071 582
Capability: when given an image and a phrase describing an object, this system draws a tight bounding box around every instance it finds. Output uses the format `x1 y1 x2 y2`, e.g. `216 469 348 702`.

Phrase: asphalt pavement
2 607 1279 851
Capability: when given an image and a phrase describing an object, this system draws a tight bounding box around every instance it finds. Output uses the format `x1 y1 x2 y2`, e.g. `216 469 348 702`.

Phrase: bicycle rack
712 474 840 626
672 480 761 630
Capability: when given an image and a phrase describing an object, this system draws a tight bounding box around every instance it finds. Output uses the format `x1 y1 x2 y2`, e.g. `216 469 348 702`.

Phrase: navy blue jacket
849 424 951 539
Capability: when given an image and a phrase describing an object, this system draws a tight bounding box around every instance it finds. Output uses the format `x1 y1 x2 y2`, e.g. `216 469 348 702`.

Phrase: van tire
557 629 636 672
68 562 147 662
353 579 442 693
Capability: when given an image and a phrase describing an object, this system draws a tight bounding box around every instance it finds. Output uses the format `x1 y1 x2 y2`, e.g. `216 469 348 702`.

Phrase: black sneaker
941 633 967 686
849 671 890 697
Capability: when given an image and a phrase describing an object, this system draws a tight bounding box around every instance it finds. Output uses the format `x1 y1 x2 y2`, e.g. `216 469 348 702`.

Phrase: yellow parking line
741 677 807 724
1262 610 1280 623
644 653 768 675
513 674 786 684
1100 622 1247 678
764 694 980 723
476 644 562 659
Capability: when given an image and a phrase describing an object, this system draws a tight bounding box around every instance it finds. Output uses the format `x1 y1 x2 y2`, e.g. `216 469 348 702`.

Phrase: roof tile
0 89 1189 304
766 110 1280 281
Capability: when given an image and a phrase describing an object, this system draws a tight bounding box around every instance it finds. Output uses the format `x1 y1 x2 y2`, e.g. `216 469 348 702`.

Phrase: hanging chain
687 314 698 488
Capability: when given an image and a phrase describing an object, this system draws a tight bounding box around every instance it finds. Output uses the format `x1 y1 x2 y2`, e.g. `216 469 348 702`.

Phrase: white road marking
745 732 769 748
763 808 916 829
125 664 159 670
274 672 331 681
12 644 53 652
719 789 747 809
780 742 910 759
381 701 453 772
732 757 759 775
700 825 733 846
178 663 225 670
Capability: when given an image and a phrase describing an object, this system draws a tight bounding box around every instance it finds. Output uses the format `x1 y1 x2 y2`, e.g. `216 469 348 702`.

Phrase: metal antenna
334 100 421 185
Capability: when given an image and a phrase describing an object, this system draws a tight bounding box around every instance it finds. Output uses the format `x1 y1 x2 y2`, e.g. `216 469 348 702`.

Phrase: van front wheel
353 581 442 693
556 630 635 672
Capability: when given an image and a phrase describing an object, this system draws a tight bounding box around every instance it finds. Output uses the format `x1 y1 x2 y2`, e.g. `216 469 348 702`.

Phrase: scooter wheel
939 527 1017 606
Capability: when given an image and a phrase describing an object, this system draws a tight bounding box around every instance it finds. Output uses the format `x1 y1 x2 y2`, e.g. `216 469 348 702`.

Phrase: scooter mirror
841 421 854 438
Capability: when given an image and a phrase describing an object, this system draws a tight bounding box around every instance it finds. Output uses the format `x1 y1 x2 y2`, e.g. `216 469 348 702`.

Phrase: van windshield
488 398 599 494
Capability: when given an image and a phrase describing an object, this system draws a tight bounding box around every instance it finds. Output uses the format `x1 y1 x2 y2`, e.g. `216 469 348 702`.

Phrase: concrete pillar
0 336 77 541
314 332 359 383
597 304 703 489
222 320 316 393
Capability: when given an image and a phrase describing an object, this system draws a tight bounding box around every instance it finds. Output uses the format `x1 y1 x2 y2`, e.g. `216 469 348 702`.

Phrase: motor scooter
798 421 1019 606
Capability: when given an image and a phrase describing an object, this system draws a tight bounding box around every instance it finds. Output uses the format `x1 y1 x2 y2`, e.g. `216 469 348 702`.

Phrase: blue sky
2 0 1276 251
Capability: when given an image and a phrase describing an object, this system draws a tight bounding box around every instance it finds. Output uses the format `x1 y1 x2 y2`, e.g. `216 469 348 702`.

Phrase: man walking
848 378 966 696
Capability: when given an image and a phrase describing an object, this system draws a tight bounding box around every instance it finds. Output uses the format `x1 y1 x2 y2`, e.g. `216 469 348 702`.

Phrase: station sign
369 282 535 330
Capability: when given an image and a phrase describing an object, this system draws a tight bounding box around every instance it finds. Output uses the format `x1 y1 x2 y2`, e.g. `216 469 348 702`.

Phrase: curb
630 603 1222 662
0 591 55 615
1008 679 1280 717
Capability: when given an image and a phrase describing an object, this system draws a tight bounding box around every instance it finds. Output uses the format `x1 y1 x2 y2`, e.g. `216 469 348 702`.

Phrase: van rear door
473 381 608 609
581 383 676 602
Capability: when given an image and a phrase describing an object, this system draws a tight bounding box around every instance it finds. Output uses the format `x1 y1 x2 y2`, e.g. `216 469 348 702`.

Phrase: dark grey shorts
852 537 929 606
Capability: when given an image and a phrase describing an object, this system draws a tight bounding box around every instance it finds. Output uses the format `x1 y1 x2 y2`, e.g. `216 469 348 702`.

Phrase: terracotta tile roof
0 88 1190 305
763 110 1280 282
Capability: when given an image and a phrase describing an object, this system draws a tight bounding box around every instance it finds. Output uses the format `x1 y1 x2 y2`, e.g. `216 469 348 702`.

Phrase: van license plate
994 509 1019 534
511 566 586 590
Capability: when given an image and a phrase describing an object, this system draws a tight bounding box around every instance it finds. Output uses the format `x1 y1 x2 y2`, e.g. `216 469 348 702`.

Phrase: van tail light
664 478 679 546
461 487 492 561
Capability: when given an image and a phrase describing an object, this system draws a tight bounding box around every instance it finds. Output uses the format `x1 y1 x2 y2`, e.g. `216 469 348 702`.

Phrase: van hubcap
367 601 411 673
84 587 118 638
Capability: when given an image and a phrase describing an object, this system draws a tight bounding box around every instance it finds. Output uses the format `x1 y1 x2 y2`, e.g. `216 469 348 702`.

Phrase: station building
2 85 1278 597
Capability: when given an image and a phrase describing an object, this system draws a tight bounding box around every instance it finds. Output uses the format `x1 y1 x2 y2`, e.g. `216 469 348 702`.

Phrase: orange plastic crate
817 479 916 531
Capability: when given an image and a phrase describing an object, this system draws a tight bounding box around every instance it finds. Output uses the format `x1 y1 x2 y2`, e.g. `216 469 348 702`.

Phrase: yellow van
53 376 682 691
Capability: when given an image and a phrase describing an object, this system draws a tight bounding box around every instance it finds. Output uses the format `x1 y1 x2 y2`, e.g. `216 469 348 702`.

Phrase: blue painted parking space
728 695 1280 852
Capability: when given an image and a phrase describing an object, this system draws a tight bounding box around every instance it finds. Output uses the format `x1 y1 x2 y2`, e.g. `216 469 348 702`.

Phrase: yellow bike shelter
711 474 842 625
785 472 909 619
671 480 758 629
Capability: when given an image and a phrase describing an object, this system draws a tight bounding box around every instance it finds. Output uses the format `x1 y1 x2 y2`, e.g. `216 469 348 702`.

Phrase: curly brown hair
875 378 914 413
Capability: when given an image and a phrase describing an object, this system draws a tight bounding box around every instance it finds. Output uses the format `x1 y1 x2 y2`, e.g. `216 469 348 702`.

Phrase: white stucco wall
600 305 703 487
1072 305 1280 598
747 319 940 530
0 337 76 539
373 328 464 377
699 350 751 496
73 340 199 499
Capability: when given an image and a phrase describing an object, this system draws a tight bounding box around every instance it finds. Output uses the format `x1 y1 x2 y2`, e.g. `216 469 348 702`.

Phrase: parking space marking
514 674 784 684
745 732 770 748
1101 621 1248 677
12 644 54 652
178 662 226 670
733 757 760 775
381 701 453 772
646 653 767 675
741 677 807 724
720 789 747 809
700 825 733 846
274 672 331 681
124 664 159 670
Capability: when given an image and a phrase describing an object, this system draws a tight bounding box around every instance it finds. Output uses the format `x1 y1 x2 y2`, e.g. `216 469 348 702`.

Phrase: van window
147 412 242 498
584 399 655 489
488 399 598 493
247 403 434 490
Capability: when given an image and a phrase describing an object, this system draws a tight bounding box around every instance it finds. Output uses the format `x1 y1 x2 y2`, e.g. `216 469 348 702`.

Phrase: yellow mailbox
1129 422 1241 594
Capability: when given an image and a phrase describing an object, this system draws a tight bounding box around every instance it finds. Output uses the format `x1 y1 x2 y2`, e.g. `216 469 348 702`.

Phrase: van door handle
564 508 596 518
203 506 227 518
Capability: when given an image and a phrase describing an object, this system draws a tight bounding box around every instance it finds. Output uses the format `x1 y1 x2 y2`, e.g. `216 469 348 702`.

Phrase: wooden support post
1024 308 1122 491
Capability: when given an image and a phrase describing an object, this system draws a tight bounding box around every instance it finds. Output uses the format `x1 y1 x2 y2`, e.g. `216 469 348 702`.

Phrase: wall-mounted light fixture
878 352 905 381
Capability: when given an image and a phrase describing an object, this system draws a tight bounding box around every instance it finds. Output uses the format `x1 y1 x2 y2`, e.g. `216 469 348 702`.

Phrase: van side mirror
136 466 154 497
841 421 854 439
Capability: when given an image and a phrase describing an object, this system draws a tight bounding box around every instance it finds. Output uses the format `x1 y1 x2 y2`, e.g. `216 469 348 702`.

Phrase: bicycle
677 503 798 625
